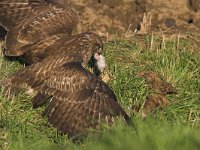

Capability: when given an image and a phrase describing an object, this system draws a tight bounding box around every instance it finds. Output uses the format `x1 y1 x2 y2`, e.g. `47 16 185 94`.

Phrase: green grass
0 33 200 150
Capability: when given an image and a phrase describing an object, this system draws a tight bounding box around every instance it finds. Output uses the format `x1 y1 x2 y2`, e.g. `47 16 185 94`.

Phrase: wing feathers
32 92 50 108
2 29 129 137
42 97 58 117
1 0 79 64
0 0 44 29
3 60 129 137
37 63 129 136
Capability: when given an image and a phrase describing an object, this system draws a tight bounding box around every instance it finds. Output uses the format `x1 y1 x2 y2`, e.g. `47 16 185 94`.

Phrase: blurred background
67 0 200 37
0 0 200 39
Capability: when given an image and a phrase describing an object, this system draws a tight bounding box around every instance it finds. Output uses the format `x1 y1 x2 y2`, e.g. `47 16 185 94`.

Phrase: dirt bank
66 0 200 37
0 0 199 39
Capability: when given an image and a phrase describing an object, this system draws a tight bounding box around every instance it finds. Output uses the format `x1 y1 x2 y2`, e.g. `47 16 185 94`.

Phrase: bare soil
66 0 200 38
0 0 200 39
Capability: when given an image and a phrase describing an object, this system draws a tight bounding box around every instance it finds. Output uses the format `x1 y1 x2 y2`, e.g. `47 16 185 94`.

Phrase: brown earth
65 0 200 38
0 0 200 39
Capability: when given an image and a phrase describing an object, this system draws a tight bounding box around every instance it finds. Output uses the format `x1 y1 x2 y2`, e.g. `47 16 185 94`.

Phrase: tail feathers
0 78 23 98
1 66 34 90
0 64 48 101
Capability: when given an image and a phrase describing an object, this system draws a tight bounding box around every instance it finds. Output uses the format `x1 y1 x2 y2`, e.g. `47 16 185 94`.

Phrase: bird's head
79 32 107 73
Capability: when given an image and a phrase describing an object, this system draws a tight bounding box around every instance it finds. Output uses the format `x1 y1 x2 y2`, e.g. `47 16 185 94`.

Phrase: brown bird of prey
3 32 130 138
0 0 79 64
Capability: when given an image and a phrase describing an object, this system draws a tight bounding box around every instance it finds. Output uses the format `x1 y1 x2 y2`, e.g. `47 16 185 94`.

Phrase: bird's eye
96 47 103 54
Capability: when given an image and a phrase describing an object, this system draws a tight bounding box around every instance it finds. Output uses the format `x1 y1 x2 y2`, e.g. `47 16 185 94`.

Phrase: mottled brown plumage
3 32 129 137
4 32 103 90
0 0 79 64
37 62 129 137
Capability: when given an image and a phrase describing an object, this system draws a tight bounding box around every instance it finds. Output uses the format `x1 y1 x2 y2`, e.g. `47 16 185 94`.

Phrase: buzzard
0 0 79 64
2 32 130 137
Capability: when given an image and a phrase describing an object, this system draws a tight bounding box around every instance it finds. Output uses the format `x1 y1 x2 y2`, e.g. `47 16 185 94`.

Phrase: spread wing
21 33 66 64
2 60 129 137
2 32 101 92
0 0 75 29
21 32 97 64
2 53 83 94
32 62 130 137
0 0 79 56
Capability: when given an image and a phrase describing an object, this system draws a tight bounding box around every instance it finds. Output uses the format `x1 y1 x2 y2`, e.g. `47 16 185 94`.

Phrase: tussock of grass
0 33 199 149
